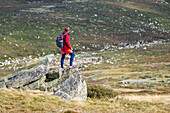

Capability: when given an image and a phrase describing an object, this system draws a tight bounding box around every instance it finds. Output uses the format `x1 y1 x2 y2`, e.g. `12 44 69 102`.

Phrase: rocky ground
0 38 169 112
0 0 169 112
0 40 169 93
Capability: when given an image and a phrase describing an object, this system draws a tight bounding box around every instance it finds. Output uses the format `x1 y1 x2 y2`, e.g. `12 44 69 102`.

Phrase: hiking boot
61 68 65 72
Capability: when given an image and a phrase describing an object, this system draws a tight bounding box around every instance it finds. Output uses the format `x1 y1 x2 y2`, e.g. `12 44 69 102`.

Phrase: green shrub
87 83 118 99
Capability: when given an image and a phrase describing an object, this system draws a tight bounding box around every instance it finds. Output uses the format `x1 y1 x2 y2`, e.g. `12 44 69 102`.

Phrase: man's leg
61 54 65 68
69 52 75 67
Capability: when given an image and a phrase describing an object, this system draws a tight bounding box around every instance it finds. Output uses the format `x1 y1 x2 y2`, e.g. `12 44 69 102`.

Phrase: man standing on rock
61 27 75 71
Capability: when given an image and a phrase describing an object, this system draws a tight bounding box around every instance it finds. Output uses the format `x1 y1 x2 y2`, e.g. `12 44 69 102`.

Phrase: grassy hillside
0 0 169 112
82 44 170 93
0 42 169 112
0 0 170 61
0 88 169 112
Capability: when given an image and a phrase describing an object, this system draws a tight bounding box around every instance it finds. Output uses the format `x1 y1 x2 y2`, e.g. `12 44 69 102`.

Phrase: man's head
65 27 70 32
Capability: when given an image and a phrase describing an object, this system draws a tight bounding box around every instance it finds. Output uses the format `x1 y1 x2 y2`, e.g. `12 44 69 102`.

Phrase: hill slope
0 88 169 112
0 0 169 61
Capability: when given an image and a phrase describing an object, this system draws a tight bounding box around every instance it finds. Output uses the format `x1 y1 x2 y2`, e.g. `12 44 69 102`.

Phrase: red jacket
61 31 72 54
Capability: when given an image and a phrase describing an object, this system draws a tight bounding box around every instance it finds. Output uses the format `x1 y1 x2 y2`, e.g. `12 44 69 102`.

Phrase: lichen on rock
53 69 87 101
0 58 49 89
0 54 87 101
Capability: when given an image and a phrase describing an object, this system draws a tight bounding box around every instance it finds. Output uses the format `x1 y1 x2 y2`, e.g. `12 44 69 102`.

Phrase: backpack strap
62 33 69 48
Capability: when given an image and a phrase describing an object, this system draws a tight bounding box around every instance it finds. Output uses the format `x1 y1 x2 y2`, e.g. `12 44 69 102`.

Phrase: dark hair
65 27 69 32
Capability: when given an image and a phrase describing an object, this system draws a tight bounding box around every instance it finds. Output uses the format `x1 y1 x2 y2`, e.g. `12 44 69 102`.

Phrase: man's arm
65 35 72 50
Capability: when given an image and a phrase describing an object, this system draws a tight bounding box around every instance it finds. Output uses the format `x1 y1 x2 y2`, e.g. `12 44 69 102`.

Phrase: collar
63 31 70 35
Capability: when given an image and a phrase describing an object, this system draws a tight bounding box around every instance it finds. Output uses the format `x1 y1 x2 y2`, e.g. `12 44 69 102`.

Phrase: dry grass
113 88 147 93
120 94 170 103
81 67 161 80
106 1 155 13
81 68 129 74
1 88 170 113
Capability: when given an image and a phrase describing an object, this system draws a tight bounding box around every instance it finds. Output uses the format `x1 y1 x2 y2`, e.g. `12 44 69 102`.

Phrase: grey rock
0 82 6 88
20 76 46 91
55 90 72 101
0 58 49 88
6 65 47 88
0 54 87 101
53 69 87 101
45 68 60 88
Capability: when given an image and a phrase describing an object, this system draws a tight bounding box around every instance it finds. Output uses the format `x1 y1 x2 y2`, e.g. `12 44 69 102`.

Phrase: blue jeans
61 52 75 68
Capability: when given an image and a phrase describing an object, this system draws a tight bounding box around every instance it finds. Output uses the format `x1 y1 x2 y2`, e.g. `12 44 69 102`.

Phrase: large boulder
0 57 49 89
53 69 87 101
0 54 87 101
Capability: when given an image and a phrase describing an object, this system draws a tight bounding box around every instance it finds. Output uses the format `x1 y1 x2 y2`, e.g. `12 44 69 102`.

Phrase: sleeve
65 35 72 49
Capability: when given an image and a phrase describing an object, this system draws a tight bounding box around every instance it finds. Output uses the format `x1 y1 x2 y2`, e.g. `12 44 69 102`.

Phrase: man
61 27 75 71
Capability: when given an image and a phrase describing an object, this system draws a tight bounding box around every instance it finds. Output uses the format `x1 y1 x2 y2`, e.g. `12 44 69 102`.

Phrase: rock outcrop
53 69 87 101
0 58 49 89
0 54 87 101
